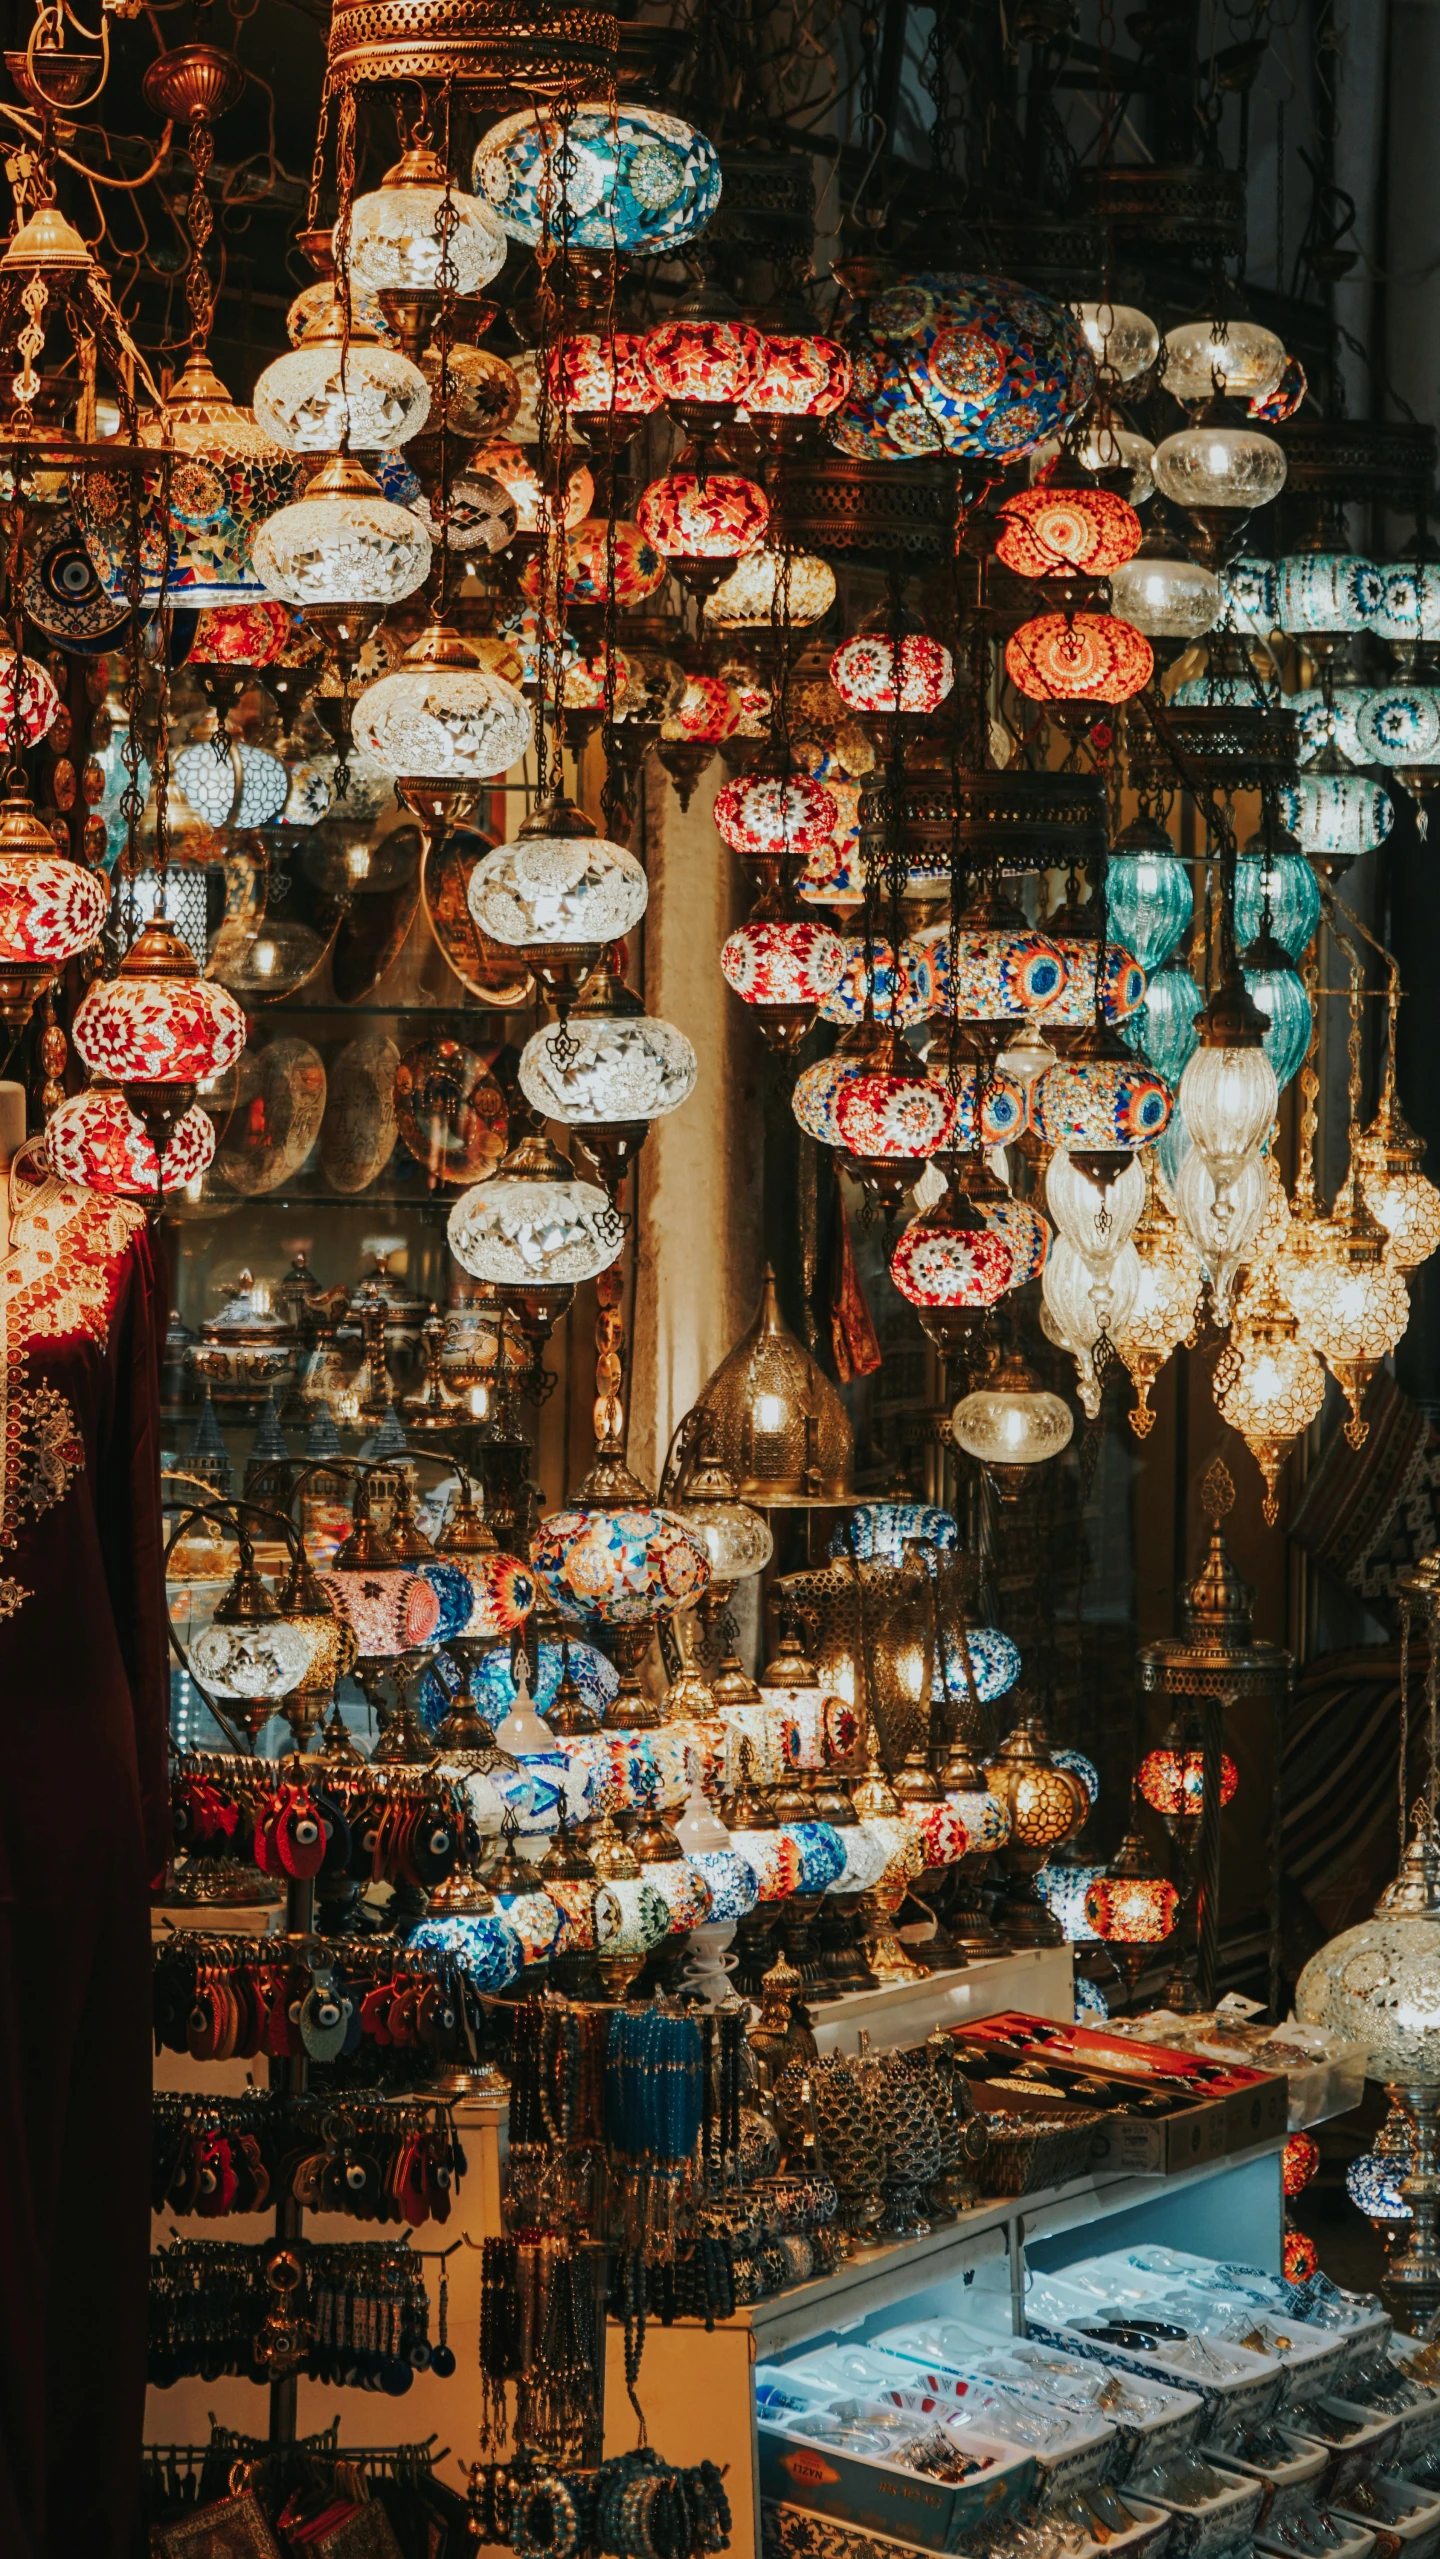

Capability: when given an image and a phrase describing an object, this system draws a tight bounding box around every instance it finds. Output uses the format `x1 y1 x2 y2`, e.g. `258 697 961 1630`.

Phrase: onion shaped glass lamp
447 1132 625 1287
252 455 432 606
253 311 431 451
350 142 507 295
353 623 531 779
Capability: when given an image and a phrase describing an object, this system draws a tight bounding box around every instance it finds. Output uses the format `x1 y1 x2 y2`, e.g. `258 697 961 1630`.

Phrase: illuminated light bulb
349 142 506 295
1114 1178 1204 1437
253 305 430 451
1152 425 1287 512
1214 1265 1326 1521
1162 320 1287 405
1073 300 1159 382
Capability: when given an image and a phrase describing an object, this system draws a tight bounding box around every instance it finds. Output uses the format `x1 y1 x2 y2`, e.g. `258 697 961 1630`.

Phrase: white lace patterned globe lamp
253 305 431 451
447 1132 626 1289
467 797 648 1008
352 623 532 780
251 455 432 607
349 141 507 296
1297 1815 1440 2321
517 953 696 1187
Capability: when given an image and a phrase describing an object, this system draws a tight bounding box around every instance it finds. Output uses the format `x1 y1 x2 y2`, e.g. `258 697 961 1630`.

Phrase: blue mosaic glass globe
469 1638 619 1721
1106 848 1193 972
1345 2141 1412 2223
935 1626 1021 1707
1035 1861 1105 1942
1123 962 1203 1085
830 1503 958 1563
831 271 1093 467
1074 1974 1110 2020
1234 851 1321 961
1358 685 1440 766
781 1821 847 1892
1053 1749 1099 1811
1222 557 1279 635
1294 685 1374 767
409 1910 524 1991
1278 773 1393 860
421 1560 478 1642
686 1848 759 1922
1276 554 1386 635
473 105 720 257
1244 960 1312 1092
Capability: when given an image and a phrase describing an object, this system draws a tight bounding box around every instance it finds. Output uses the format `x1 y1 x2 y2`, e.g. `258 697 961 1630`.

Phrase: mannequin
0 1083 168 2559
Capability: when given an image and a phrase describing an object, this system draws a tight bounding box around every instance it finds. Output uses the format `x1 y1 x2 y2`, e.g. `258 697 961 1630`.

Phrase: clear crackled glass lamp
466 795 647 1008
350 140 507 297
447 1130 625 1289
253 306 431 451
352 622 532 780
517 950 696 1186
952 1346 1074 1487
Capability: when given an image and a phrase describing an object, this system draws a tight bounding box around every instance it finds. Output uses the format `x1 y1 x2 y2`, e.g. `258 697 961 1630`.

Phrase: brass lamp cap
382 141 450 188
517 793 599 842
2 202 92 273
1196 968 1268 1049
119 916 200 982
401 620 484 673
0 786 60 863
304 452 387 502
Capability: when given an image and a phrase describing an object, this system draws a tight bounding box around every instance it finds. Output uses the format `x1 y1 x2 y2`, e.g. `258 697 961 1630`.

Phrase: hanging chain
433 82 458 617
185 105 217 353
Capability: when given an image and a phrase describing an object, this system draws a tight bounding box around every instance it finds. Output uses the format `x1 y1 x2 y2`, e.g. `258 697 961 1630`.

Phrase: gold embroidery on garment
0 1143 143 1620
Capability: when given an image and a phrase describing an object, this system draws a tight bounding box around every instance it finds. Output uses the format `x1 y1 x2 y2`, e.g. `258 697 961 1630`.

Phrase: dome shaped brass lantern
689 1268 854 1506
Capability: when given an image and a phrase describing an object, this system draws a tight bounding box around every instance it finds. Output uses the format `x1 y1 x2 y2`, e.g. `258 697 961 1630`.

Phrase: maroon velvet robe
0 1144 168 2559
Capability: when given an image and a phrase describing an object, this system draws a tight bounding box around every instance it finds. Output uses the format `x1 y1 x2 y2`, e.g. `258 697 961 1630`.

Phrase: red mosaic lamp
720 895 844 1055
73 912 247 1155
0 780 110 1032
1006 612 1153 705
1137 1737 1239 1829
45 1081 217 1197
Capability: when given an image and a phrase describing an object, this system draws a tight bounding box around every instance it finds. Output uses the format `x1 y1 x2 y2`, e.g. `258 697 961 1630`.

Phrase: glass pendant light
1109 531 1222 639
1281 1168 1411 1444
1042 1235 1142 1413
1357 1085 1440 1274
1162 319 1287 406
74 913 247 1148
349 140 507 296
1241 930 1313 1092
1115 1174 1203 1436
889 1181 1016 1319
1124 958 1205 1085
351 623 532 779
517 953 697 1163
0 780 109 1029
46 1081 216 1196
1276 553 1386 636
1214 1264 1326 1521
447 1131 625 1287
1234 835 1321 960
467 795 647 1003
251 453 432 605
1175 1144 1268 1325
952 1346 1074 1473
996 483 1142 579
1178 967 1279 1197
1105 813 1193 970
1152 419 1287 517
476 105 721 257
1044 1146 1146 1257
253 303 431 450
1073 301 1159 382
720 905 844 1052
1278 771 1393 866
831 618 954 715
1005 611 1153 704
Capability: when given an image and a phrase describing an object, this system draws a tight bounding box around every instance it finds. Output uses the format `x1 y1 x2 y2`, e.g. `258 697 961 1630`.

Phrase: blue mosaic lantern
473 105 720 257
1035 1860 1105 1942
830 1503 959 1563
935 1627 1021 1708
1053 1749 1100 1812
409 1909 525 1991
831 271 1093 466
1276 554 1386 635
469 1637 619 1722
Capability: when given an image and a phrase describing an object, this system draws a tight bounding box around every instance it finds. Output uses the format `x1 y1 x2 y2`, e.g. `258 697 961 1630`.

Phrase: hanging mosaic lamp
1276 553 1387 635
952 1346 1074 1474
1346 2103 1414 2229
890 1182 1016 1317
251 454 432 606
1105 814 1194 971
1278 772 1393 867
352 622 531 780
820 933 934 1028
833 268 1092 464
831 620 954 716
1176 1143 1268 1325
45 1081 216 1196
349 140 507 295
475 106 720 256
1083 1834 1180 1947
532 1488 710 1631
745 333 851 421
714 772 837 866
1028 1026 1172 1158
253 304 431 451
467 794 647 1005
995 482 1142 579
720 908 844 1053
549 332 661 417
637 461 769 564
1006 611 1153 705
1214 1265 1326 1521
447 1130 625 1288
1137 1741 1239 1823
73 913 247 1149
706 545 837 629
517 955 697 1150
833 1035 958 1172
0 781 109 1029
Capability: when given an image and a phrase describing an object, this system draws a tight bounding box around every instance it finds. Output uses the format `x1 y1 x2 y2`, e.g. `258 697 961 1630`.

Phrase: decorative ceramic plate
421 824 533 1008
394 1036 509 1185
216 1037 328 1196
319 1034 401 1193
24 510 129 649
